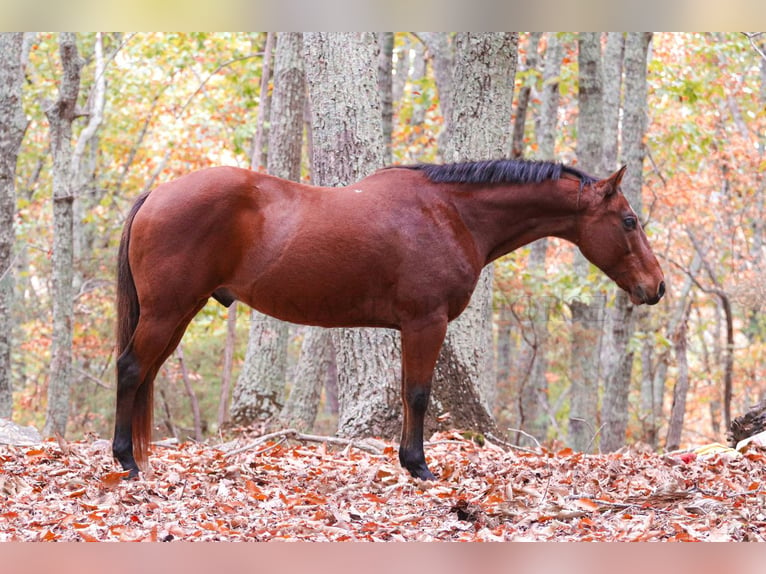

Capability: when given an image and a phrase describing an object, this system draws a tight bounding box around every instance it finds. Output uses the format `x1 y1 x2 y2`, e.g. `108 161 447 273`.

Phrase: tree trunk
71 33 106 294
303 33 400 439
643 254 699 446
0 33 28 419
600 32 652 453
250 32 274 171
378 32 394 165
535 34 564 161
601 32 624 174
432 33 518 437
218 303 237 428
281 329 335 431
43 33 83 437
409 41 427 129
666 307 691 451
418 33 454 158
231 32 304 427
569 32 604 452
495 303 514 423
511 32 542 158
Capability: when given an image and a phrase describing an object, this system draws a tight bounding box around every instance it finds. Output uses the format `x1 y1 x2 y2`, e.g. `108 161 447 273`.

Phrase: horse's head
576 166 665 306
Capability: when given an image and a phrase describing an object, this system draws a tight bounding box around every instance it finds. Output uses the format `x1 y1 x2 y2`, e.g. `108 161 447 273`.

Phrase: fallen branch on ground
221 428 389 459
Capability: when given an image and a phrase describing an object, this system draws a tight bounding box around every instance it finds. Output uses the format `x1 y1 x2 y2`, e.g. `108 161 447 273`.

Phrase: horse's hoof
407 465 437 481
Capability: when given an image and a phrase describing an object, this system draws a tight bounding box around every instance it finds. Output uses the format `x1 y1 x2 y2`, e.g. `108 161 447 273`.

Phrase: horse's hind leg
398 316 448 480
113 301 206 477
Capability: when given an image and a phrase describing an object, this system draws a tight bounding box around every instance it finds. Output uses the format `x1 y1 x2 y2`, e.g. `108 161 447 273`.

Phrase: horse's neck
451 180 581 264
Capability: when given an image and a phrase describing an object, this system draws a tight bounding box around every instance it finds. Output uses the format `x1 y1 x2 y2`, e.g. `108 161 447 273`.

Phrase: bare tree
0 33 29 418
43 33 84 436
569 32 604 452
601 33 653 452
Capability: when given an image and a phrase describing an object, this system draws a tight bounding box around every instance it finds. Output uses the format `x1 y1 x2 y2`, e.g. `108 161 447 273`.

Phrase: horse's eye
623 216 637 230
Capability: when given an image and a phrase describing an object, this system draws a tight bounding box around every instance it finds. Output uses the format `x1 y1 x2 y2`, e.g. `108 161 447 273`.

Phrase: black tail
116 191 152 469
116 192 150 355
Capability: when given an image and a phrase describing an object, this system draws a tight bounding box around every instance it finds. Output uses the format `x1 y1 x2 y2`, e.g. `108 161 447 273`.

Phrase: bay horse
113 159 665 480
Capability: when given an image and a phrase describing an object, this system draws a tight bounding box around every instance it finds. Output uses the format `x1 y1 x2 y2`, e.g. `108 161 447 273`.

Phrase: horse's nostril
658 281 666 299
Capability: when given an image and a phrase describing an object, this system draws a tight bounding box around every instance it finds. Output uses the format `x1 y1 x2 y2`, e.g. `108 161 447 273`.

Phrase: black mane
394 159 598 186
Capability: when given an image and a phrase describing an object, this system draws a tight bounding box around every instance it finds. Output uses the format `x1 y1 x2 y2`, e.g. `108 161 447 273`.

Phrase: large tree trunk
43 33 83 437
600 33 653 453
569 32 604 452
378 32 394 165
0 33 29 419
431 33 518 437
231 32 304 427
303 33 400 439
418 33 454 159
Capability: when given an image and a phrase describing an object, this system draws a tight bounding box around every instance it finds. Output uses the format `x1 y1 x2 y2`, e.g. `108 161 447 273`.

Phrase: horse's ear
602 165 627 197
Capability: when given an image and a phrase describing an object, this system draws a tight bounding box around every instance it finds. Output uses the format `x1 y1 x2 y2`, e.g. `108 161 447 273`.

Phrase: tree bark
601 32 624 174
378 32 394 165
218 303 237 428
281 329 334 431
535 34 564 161
432 33 518 436
666 307 691 451
0 33 28 419
600 33 653 453
43 33 83 437
250 32 274 171
569 33 604 452
231 32 304 427
418 33 454 158
303 33 400 439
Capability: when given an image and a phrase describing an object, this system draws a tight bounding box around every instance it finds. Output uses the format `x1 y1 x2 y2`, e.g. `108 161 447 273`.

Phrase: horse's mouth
630 281 665 305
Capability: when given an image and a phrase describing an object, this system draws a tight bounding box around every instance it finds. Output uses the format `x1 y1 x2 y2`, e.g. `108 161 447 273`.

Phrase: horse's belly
235 277 400 329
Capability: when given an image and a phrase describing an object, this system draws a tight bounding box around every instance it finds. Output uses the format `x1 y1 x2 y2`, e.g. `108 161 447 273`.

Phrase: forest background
1 31 766 457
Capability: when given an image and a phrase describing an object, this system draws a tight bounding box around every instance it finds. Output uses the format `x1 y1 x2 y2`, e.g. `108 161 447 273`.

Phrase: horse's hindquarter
237 174 483 329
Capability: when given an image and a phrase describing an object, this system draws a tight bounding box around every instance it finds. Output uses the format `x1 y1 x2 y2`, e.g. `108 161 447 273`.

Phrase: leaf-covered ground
1 431 765 542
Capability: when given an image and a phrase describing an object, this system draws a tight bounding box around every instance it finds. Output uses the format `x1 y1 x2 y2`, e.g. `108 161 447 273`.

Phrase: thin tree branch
743 32 766 61
222 428 388 458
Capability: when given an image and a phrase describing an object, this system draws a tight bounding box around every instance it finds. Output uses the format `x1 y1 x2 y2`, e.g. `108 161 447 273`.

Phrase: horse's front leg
399 316 448 480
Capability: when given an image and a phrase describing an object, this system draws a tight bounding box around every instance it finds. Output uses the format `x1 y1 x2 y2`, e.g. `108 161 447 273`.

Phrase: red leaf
245 480 267 501
574 498 600 511
79 531 99 542
101 470 131 488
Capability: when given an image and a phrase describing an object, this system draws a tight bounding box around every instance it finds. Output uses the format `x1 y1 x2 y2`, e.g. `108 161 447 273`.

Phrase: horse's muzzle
633 280 665 306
